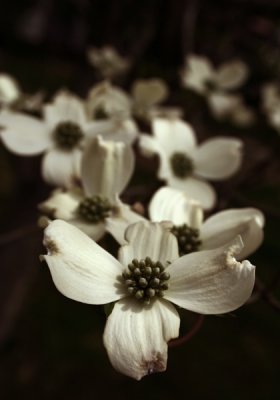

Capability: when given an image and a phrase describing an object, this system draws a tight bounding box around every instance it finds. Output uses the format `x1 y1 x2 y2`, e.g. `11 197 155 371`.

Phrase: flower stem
168 314 204 348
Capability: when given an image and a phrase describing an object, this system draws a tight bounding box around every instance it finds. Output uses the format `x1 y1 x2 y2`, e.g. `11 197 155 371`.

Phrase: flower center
93 106 109 120
122 257 170 305
171 224 201 256
204 79 217 92
78 195 112 223
53 121 84 149
170 152 193 178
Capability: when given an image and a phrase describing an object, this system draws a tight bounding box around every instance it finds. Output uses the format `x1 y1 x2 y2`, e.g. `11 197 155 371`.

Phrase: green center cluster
122 257 170 305
78 195 112 223
170 152 193 178
53 121 84 149
171 224 201 256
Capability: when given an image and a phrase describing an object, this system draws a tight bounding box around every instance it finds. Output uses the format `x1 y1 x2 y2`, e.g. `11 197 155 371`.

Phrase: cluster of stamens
171 224 201 256
78 195 112 223
122 257 170 305
170 152 194 178
53 121 84 149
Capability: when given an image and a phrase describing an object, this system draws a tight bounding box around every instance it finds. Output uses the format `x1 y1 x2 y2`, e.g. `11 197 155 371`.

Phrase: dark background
0 0 280 399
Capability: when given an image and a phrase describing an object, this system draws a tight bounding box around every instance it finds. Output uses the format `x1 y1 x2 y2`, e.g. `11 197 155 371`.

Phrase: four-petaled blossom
42 219 255 380
39 136 141 241
139 118 243 209
181 55 254 125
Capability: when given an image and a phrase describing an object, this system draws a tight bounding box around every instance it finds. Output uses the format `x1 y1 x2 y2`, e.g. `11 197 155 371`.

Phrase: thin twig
168 314 204 348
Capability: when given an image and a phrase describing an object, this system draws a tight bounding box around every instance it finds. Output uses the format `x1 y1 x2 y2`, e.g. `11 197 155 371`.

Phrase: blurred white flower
42 219 255 380
181 55 253 124
87 46 130 79
261 83 280 132
149 187 264 259
39 136 140 241
139 118 243 209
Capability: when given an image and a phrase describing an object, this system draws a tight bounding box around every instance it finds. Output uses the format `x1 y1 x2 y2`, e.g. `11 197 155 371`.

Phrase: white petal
201 208 265 259
214 60 249 90
39 189 81 219
132 79 168 108
0 111 51 155
44 91 87 129
70 218 106 242
42 148 82 187
138 134 159 157
85 118 138 145
0 74 21 104
103 298 180 380
42 220 124 304
165 236 255 314
193 137 243 180
153 118 197 156
168 176 216 210
81 136 135 200
181 55 214 94
118 221 178 267
149 187 203 228
106 202 145 245
208 92 242 119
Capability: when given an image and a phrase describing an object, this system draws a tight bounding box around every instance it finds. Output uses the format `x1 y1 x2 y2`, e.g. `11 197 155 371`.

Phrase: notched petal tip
43 238 59 256
138 352 167 380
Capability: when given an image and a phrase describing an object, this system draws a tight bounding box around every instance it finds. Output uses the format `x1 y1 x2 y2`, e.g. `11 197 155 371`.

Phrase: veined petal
165 236 255 314
106 201 145 245
42 148 82 188
39 188 81 220
168 176 216 210
44 91 87 130
42 220 124 304
201 208 265 259
149 187 203 228
0 111 51 155
193 137 243 180
70 217 106 242
214 60 249 90
118 221 178 267
103 298 180 380
181 55 214 94
81 136 135 201
153 118 197 156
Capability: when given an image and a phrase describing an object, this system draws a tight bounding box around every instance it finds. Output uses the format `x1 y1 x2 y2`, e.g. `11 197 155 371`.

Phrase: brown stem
168 314 204 348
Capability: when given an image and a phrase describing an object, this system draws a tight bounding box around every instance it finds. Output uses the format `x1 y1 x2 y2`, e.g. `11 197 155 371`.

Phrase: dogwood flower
42 219 255 380
149 187 264 259
181 55 253 123
139 118 243 209
39 136 140 241
0 91 98 187
87 46 130 79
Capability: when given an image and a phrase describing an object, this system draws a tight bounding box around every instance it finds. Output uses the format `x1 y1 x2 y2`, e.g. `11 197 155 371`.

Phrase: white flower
0 91 98 187
149 187 264 259
39 136 139 241
139 118 243 209
181 55 252 123
42 219 255 380
87 46 130 79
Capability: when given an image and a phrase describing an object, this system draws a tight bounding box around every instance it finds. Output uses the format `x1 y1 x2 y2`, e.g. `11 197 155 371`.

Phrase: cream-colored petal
167 176 216 210
0 74 21 105
103 298 180 380
85 118 138 145
214 60 249 90
181 55 214 94
132 78 168 110
149 187 203 228
42 220 124 304
39 189 81 220
106 201 145 245
118 221 178 267
0 111 51 155
81 136 135 200
208 92 242 119
193 137 243 180
165 236 255 314
70 217 106 242
153 118 197 156
201 208 265 259
42 148 81 188
44 91 87 129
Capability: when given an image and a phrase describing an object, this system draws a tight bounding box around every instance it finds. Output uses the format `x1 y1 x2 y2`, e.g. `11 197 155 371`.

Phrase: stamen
171 224 201 256
78 195 112 223
53 121 84 149
170 152 193 178
122 257 170 305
